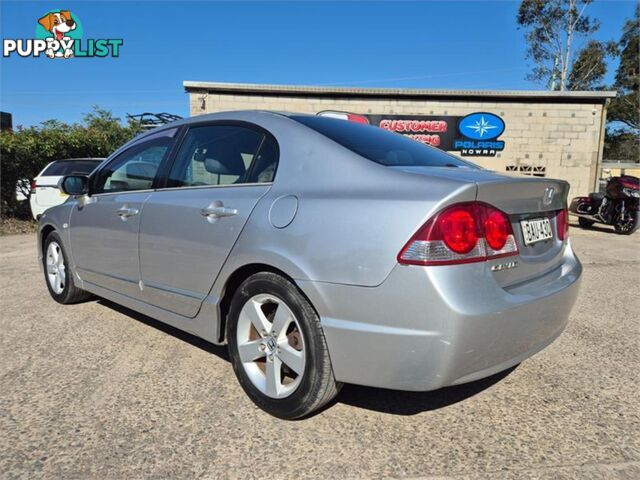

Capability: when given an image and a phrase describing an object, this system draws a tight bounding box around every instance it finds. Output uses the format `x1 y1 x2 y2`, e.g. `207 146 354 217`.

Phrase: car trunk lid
392 166 570 287
476 175 569 288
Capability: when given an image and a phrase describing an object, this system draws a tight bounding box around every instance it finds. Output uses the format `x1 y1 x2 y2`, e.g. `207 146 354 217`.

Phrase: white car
30 158 104 219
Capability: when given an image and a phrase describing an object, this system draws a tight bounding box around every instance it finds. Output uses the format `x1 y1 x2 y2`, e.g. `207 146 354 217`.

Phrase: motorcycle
569 175 639 235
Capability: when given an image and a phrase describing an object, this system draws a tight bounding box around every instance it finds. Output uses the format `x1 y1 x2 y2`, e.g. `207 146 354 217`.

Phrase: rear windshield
42 160 103 176
291 115 478 169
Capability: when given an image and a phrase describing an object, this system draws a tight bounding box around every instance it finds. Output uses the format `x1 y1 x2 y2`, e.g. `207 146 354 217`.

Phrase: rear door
70 130 178 298
138 123 278 317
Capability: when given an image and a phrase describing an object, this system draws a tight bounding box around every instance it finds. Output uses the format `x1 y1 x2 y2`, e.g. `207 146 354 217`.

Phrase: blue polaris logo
458 112 505 141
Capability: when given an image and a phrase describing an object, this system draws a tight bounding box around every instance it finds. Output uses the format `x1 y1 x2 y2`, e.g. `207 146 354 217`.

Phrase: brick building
183 81 616 196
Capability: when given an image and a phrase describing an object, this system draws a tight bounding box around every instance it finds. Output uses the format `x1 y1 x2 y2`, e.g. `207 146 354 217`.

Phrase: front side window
94 137 174 194
167 125 274 188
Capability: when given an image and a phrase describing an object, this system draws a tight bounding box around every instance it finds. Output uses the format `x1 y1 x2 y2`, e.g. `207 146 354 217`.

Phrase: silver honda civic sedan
38 111 582 419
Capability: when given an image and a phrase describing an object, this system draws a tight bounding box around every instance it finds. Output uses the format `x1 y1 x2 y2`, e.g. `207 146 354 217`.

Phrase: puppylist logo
3 9 123 59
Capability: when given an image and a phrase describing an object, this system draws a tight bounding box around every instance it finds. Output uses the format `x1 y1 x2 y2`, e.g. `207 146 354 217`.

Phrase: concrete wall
188 92 606 197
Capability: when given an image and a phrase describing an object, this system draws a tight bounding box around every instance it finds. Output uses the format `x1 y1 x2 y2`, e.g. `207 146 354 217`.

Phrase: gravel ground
0 219 37 237
0 223 638 479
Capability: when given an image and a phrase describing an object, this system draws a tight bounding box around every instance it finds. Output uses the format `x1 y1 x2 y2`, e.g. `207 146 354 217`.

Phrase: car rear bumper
297 242 582 391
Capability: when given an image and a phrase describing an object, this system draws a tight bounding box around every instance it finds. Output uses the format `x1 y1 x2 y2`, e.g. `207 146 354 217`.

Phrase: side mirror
59 175 89 196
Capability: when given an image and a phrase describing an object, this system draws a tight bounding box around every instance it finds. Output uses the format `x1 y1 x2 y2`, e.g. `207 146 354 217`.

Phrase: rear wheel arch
225 271 341 418
217 263 313 343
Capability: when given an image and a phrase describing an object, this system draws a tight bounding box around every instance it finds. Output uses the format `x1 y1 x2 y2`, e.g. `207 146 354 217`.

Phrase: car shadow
95 298 517 417
96 298 230 362
569 221 615 234
330 367 517 416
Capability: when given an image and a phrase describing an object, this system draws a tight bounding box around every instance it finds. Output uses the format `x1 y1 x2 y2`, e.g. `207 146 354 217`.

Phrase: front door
138 123 279 317
70 130 177 298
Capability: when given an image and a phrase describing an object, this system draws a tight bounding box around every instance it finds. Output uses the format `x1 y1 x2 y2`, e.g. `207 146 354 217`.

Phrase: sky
0 0 636 128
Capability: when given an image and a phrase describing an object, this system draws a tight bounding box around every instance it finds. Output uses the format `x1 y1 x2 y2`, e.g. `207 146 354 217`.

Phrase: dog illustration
38 10 76 58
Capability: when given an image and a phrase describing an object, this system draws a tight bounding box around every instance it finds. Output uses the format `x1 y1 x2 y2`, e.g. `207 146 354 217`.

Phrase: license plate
520 218 553 245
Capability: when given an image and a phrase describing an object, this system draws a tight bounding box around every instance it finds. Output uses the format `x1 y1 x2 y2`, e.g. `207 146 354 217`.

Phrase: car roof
133 110 312 138
51 158 105 162
112 110 312 158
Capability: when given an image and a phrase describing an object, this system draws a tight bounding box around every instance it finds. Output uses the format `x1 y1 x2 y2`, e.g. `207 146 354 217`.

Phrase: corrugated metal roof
183 81 617 102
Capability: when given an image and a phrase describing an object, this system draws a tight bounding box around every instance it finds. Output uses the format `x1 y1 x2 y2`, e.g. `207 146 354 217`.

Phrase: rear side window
291 115 478 169
167 125 276 188
246 136 278 183
41 160 102 176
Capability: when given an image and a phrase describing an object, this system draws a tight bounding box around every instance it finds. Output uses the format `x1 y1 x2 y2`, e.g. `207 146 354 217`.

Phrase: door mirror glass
59 175 89 196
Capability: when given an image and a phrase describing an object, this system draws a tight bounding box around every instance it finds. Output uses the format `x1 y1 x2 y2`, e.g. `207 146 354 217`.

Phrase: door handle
116 207 139 218
200 206 238 219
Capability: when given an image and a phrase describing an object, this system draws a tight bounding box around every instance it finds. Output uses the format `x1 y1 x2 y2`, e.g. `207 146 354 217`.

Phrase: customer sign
368 115 459 149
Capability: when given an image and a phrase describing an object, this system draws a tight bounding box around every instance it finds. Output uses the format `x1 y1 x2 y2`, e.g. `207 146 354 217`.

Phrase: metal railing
127 112 183 130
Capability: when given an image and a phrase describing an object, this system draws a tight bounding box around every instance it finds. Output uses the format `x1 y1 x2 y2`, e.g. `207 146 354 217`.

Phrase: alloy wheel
46 241 66 294
616 217 636 233
236 294 306 399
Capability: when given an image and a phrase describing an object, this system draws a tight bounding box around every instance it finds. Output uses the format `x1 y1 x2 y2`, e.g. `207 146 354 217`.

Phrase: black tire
578 217 594 229
226 272 341 419
42 231 92 304
614 211 638 235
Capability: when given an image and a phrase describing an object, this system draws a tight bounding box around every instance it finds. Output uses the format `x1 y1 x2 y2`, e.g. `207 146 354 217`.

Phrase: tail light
345 113 370 124
398 202 518 266
556 208 569 241
317 111 370 124
30 179 37 191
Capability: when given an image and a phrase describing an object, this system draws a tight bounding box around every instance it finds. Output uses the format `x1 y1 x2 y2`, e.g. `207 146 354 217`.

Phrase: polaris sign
453 112 506 157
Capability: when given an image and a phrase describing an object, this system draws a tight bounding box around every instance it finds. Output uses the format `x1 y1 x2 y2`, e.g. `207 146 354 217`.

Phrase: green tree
604 129 638 161
604 5 639 162
567 39 617 90
0 107 143 218
517 0 611 91
608 4 639 131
